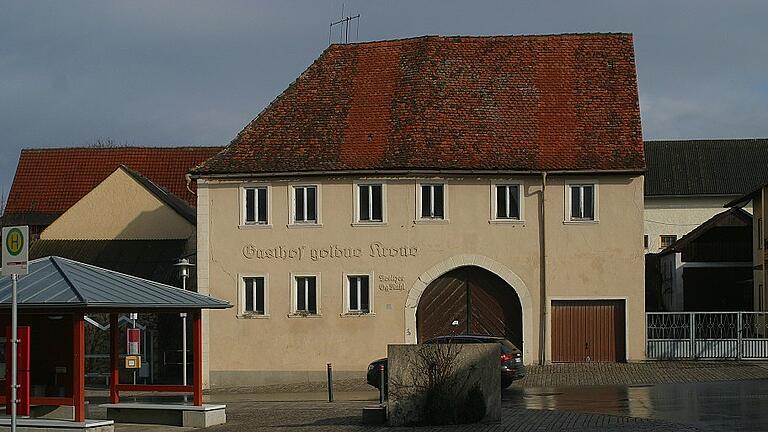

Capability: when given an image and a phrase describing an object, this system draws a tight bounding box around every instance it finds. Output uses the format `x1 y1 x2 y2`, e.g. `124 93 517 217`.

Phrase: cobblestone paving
190 401 699 432
208 361 768 394
113 362 768 431
512 361 768 387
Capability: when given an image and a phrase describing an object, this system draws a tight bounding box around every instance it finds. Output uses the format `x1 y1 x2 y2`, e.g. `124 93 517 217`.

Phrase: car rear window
499 339 518 354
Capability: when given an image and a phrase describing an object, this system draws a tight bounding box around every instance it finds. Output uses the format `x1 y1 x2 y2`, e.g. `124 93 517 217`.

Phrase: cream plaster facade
198 174 646 388
41 167 195 240
644 196 751 253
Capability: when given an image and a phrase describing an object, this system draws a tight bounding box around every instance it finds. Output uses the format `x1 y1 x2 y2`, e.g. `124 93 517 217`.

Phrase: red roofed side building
2 146 222 237
192 34 647 388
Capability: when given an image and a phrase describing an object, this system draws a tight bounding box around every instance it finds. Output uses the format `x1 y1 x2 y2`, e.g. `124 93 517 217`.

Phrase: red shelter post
193 311 203 406
72 313 85 422
110 313 120 404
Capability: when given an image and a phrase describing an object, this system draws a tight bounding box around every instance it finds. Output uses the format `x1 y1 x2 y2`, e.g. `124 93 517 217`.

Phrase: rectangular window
569 184 595 220
295 276 318 314
660 235 677 249
347 275 371 313
293 186 318 223
644 235 649 249
495 185 521 219
244 187 268 224
243 276 266 315
759 218 763 250
358 184 383 222
420 184 445 219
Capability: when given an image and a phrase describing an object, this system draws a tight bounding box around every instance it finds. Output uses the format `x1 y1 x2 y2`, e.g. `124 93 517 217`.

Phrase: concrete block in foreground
362 404 387 424
101 403 226 428
387 343 501 426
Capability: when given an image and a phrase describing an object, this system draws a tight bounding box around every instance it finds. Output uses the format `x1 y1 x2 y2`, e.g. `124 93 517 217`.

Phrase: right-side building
728 183 768 311
644 139 768 252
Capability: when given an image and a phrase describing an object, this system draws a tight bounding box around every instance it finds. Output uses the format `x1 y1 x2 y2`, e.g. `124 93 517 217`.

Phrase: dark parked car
366 335 525 390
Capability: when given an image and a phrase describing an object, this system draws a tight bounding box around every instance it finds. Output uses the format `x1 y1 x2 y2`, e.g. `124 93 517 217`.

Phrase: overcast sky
1 1 767 199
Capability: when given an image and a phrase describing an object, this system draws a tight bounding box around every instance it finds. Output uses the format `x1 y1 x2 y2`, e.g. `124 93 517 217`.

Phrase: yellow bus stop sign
6 229 24 256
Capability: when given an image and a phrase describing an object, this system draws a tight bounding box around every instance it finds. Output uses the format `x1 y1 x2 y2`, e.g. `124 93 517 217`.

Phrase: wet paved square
91 362 768 431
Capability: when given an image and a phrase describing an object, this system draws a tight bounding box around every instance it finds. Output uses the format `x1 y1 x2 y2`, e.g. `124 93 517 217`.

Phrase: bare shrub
389 342 486 425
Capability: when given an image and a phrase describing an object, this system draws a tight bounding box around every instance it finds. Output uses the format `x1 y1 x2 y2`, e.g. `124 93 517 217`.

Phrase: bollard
378 364 385 403
327 363 334 402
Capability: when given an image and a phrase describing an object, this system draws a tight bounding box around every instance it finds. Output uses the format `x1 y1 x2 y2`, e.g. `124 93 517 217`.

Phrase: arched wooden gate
416 266 523 350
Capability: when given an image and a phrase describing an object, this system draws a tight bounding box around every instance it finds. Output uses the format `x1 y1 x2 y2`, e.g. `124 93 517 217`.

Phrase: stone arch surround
404 254 534 364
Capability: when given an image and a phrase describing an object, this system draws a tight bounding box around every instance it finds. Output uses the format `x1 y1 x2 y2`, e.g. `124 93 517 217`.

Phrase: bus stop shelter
0 256 230 429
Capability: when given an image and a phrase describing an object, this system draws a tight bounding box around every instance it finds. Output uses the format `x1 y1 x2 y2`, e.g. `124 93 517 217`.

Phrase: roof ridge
48 256 87 304
333 32 633 47
20 146 224 152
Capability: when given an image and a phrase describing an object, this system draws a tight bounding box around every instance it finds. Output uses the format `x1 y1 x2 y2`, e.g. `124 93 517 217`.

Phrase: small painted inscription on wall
378 274 406 292
242 241 418 261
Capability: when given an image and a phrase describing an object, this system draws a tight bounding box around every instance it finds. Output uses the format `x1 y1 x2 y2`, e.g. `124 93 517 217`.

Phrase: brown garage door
551 300 626 362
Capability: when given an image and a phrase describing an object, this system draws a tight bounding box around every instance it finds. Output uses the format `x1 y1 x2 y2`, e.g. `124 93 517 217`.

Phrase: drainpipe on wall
538 172 548 365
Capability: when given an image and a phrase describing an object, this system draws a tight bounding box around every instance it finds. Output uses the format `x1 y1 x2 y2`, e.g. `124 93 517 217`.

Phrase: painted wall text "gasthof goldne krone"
242 242 419 261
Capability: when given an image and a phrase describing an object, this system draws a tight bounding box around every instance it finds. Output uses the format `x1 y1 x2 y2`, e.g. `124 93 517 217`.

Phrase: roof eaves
191 168 646 180
0 212 61 226
724 183 765 208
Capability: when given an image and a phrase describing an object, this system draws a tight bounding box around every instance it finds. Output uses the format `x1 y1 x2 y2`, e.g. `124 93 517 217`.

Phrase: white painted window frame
352 181 387 226
564 180 599 223
342 272 375 316
289 272 321 317
490 181 525 224
239 183 272 228
288 184 322 227
237 273 269 318
415 182 448 223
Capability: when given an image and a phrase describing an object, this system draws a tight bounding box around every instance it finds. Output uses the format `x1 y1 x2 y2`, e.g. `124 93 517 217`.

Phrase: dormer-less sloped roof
0 256 230 310
192 34 644 176
645 139 768 197
659 207 752 256
4 146 223 223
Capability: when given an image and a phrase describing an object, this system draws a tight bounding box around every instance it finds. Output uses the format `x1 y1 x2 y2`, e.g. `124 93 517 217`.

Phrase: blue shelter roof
0 256 230 310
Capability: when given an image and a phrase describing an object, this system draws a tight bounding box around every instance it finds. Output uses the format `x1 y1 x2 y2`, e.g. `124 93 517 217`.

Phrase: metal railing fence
647 312 768 360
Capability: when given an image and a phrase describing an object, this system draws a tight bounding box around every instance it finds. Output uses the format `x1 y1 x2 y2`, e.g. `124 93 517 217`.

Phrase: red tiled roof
193 34 644 176
5 147 223 216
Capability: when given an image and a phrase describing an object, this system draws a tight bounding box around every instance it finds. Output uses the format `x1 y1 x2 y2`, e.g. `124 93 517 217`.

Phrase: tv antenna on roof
329 3 360 45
